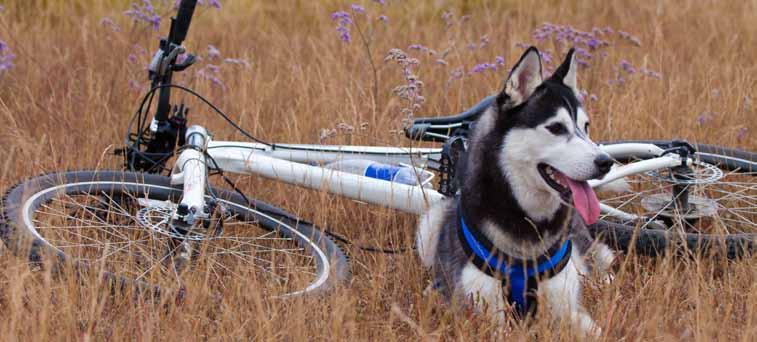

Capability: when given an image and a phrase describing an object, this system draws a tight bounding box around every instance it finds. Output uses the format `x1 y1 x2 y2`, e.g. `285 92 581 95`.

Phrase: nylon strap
457 204 573 316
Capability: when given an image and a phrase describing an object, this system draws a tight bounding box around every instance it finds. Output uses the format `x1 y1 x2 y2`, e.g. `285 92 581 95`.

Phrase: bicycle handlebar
170 0 198 46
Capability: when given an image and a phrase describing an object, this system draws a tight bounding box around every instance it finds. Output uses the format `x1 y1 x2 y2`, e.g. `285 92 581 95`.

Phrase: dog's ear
499 47 543 106
551 48 579 95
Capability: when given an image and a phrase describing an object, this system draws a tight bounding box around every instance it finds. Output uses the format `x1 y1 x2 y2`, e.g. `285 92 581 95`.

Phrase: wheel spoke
598 158 755 235
17 177 332 296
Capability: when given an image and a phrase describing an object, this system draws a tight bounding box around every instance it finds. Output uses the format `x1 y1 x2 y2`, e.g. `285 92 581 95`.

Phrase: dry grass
0 0 755 340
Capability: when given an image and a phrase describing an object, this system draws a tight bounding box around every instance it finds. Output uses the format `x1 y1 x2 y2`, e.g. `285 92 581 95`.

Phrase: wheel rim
21 181 330 297
599 160 757 235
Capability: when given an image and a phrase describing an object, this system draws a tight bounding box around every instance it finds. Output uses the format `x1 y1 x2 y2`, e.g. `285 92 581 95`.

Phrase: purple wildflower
385 48 425 117
407 44 435 55
197 64 227 91
350 4 365 14
736 127 748 141
205 64 221 73
533 31 549 41
207 44 221 59
223 58 250 68
373 0 386 4
479 35 490 48
471 63 496 73
449 68 464 81
619 60 636 74
609 75 625 85
697 111 718 125
436 59 448 66
532 22 613 53
128 54 138 63
128 79 144 92
331 10 351 21
640 67 662 80
319 128 337 142
590 94 598 102
378 15 388 23
579 90 589 102
125 0 160 31
0 40 15 73
575 47 592 59
331 11 352 43
441 11 454 28
495 56 505 66
618 31 641 46
586 38 600 49
100 17 121 32
539 50 553 65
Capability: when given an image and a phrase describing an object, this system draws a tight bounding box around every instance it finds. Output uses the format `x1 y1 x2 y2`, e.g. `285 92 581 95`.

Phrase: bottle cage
437 132 469 197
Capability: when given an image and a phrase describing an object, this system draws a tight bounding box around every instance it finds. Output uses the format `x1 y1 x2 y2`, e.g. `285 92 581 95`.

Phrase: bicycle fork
167 125 210 271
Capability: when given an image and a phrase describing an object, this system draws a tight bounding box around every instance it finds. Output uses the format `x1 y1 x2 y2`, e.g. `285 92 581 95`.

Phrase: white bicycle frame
171 126 691 224
169 126 687 222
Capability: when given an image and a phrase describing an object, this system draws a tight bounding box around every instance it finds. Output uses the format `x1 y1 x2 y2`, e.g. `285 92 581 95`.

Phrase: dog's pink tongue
559 175 600 225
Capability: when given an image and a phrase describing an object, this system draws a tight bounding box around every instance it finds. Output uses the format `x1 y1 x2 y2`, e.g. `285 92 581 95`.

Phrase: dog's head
483 47 611 224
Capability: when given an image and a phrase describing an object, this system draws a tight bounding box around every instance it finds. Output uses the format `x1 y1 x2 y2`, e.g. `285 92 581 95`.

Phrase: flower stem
352 18 379 111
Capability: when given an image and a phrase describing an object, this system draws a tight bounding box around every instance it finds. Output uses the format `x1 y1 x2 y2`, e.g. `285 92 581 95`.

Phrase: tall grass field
0 0 755 340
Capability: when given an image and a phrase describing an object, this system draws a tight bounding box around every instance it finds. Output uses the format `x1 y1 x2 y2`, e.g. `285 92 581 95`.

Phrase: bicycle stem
139 0 198 171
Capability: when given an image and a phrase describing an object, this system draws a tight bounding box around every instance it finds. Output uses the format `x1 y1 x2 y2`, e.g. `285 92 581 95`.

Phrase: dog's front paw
575 313 602 339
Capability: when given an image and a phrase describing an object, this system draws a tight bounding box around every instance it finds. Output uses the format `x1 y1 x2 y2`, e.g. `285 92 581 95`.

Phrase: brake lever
173 53 197 72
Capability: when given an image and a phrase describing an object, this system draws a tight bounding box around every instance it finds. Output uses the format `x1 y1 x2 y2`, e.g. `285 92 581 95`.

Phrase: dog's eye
584 122 590 134
546 123 567 135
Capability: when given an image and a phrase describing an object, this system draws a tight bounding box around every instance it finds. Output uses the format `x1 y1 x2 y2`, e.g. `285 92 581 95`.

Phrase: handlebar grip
171 0 198 45
404 124 432 141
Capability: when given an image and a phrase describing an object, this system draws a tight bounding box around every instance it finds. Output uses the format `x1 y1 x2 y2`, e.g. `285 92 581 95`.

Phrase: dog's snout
594 153 612 176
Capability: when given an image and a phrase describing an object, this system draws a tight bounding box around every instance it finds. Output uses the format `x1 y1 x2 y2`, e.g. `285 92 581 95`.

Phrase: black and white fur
417 47 614 336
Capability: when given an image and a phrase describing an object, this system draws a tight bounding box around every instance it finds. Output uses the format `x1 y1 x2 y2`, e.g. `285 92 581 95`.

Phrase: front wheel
594 141 755 259
1 170 350 297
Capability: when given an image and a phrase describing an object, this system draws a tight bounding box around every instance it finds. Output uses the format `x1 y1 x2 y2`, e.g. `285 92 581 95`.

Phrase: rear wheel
594 141 755 259
1 170 349 297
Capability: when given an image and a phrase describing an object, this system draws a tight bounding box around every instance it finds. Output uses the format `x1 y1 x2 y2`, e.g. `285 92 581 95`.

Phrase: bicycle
1 0 754 297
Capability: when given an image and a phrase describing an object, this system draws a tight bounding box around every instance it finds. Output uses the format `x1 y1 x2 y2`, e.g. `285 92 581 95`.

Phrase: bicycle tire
1 170 350 297
594 141 755 259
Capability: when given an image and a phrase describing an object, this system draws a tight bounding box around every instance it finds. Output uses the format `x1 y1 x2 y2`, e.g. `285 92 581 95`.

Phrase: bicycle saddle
404 95 496 142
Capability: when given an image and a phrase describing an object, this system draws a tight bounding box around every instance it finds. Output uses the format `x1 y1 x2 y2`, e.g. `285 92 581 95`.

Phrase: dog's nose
594 153 613 175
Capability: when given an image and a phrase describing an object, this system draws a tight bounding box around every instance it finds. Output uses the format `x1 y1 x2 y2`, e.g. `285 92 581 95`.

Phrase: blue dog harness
457 206 572 316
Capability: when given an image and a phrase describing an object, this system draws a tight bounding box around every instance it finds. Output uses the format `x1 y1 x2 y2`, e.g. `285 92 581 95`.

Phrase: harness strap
456 205 573 316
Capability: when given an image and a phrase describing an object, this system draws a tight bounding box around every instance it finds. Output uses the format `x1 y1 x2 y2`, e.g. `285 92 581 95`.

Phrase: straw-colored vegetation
0 0 754 340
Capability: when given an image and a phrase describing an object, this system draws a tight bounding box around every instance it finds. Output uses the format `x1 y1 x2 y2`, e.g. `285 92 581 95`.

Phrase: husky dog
417 47 613 336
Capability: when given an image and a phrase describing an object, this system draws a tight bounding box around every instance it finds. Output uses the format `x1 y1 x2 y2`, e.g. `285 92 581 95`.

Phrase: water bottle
324 159 432 186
